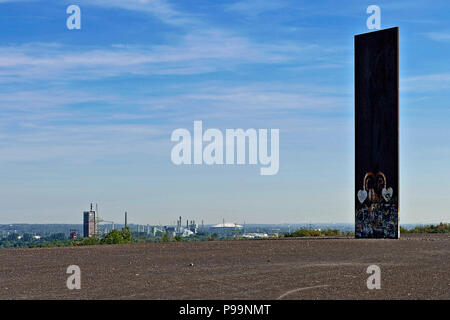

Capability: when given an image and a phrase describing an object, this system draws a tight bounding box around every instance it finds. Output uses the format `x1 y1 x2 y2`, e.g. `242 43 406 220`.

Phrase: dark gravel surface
0 234 449 300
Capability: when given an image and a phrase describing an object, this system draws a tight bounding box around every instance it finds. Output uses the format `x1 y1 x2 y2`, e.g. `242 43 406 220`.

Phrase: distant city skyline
0 0 449 224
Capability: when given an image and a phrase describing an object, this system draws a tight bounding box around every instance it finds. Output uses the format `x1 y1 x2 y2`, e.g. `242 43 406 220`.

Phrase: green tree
47 233 66 241
6 233 19 241
399 226 409 234
120 227 132 243
101 229 125 244
284 228 341 238
22 233 34 242
81 237 100 246
161 232 170 242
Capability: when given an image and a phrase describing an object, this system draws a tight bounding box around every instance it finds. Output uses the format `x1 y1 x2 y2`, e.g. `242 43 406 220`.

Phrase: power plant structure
83 204 96 238
176 216 182 233
173 216 199 237
82 203 115 238
82 207 242 239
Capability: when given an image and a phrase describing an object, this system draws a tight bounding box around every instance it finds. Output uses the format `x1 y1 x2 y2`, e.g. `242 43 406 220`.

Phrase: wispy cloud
402 73 450 92
0 79 348 165
422 32 450 42
0 0 35 3
0 31 322 82
225 0 288 16
0 123 169 163
80 0 195 26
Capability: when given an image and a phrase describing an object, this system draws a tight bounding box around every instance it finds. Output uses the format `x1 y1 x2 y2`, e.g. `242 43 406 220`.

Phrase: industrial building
83 205 96 238
69 229 78 239
174 216 199 237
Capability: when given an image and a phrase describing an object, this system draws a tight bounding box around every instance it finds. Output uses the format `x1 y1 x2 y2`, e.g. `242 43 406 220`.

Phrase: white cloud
177 85 346 113
402 73 450 92
226 0 287 16
0 79 348 165
0 30 319 82
0 124 169 162
81 0 194 26
0 89 115 112
0 0 34 2
0 0 349 166
423 32 450 42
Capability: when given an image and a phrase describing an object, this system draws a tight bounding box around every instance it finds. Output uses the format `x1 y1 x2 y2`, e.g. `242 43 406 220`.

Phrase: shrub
160 233 171 242
101 230 125 244
284 228 342 238
81 237 100 246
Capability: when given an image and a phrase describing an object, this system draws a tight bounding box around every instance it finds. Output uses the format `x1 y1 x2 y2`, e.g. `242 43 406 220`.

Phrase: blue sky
0 0 449 224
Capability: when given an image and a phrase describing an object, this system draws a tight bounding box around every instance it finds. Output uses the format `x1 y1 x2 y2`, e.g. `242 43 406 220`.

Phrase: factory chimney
125 211 128 228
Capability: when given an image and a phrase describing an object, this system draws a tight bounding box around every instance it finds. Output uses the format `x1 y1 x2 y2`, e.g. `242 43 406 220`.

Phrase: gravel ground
0 234 448 300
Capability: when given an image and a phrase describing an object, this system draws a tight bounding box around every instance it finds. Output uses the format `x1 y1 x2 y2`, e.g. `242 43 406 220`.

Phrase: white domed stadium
211 222 243 229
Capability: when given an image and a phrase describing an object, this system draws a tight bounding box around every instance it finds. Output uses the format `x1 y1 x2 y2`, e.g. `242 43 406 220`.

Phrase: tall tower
83 207 96 238
355 27 399 239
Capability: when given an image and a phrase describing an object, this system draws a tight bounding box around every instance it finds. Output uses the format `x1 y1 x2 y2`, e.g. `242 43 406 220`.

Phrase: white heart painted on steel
382 187 393 202
357 190 368 204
